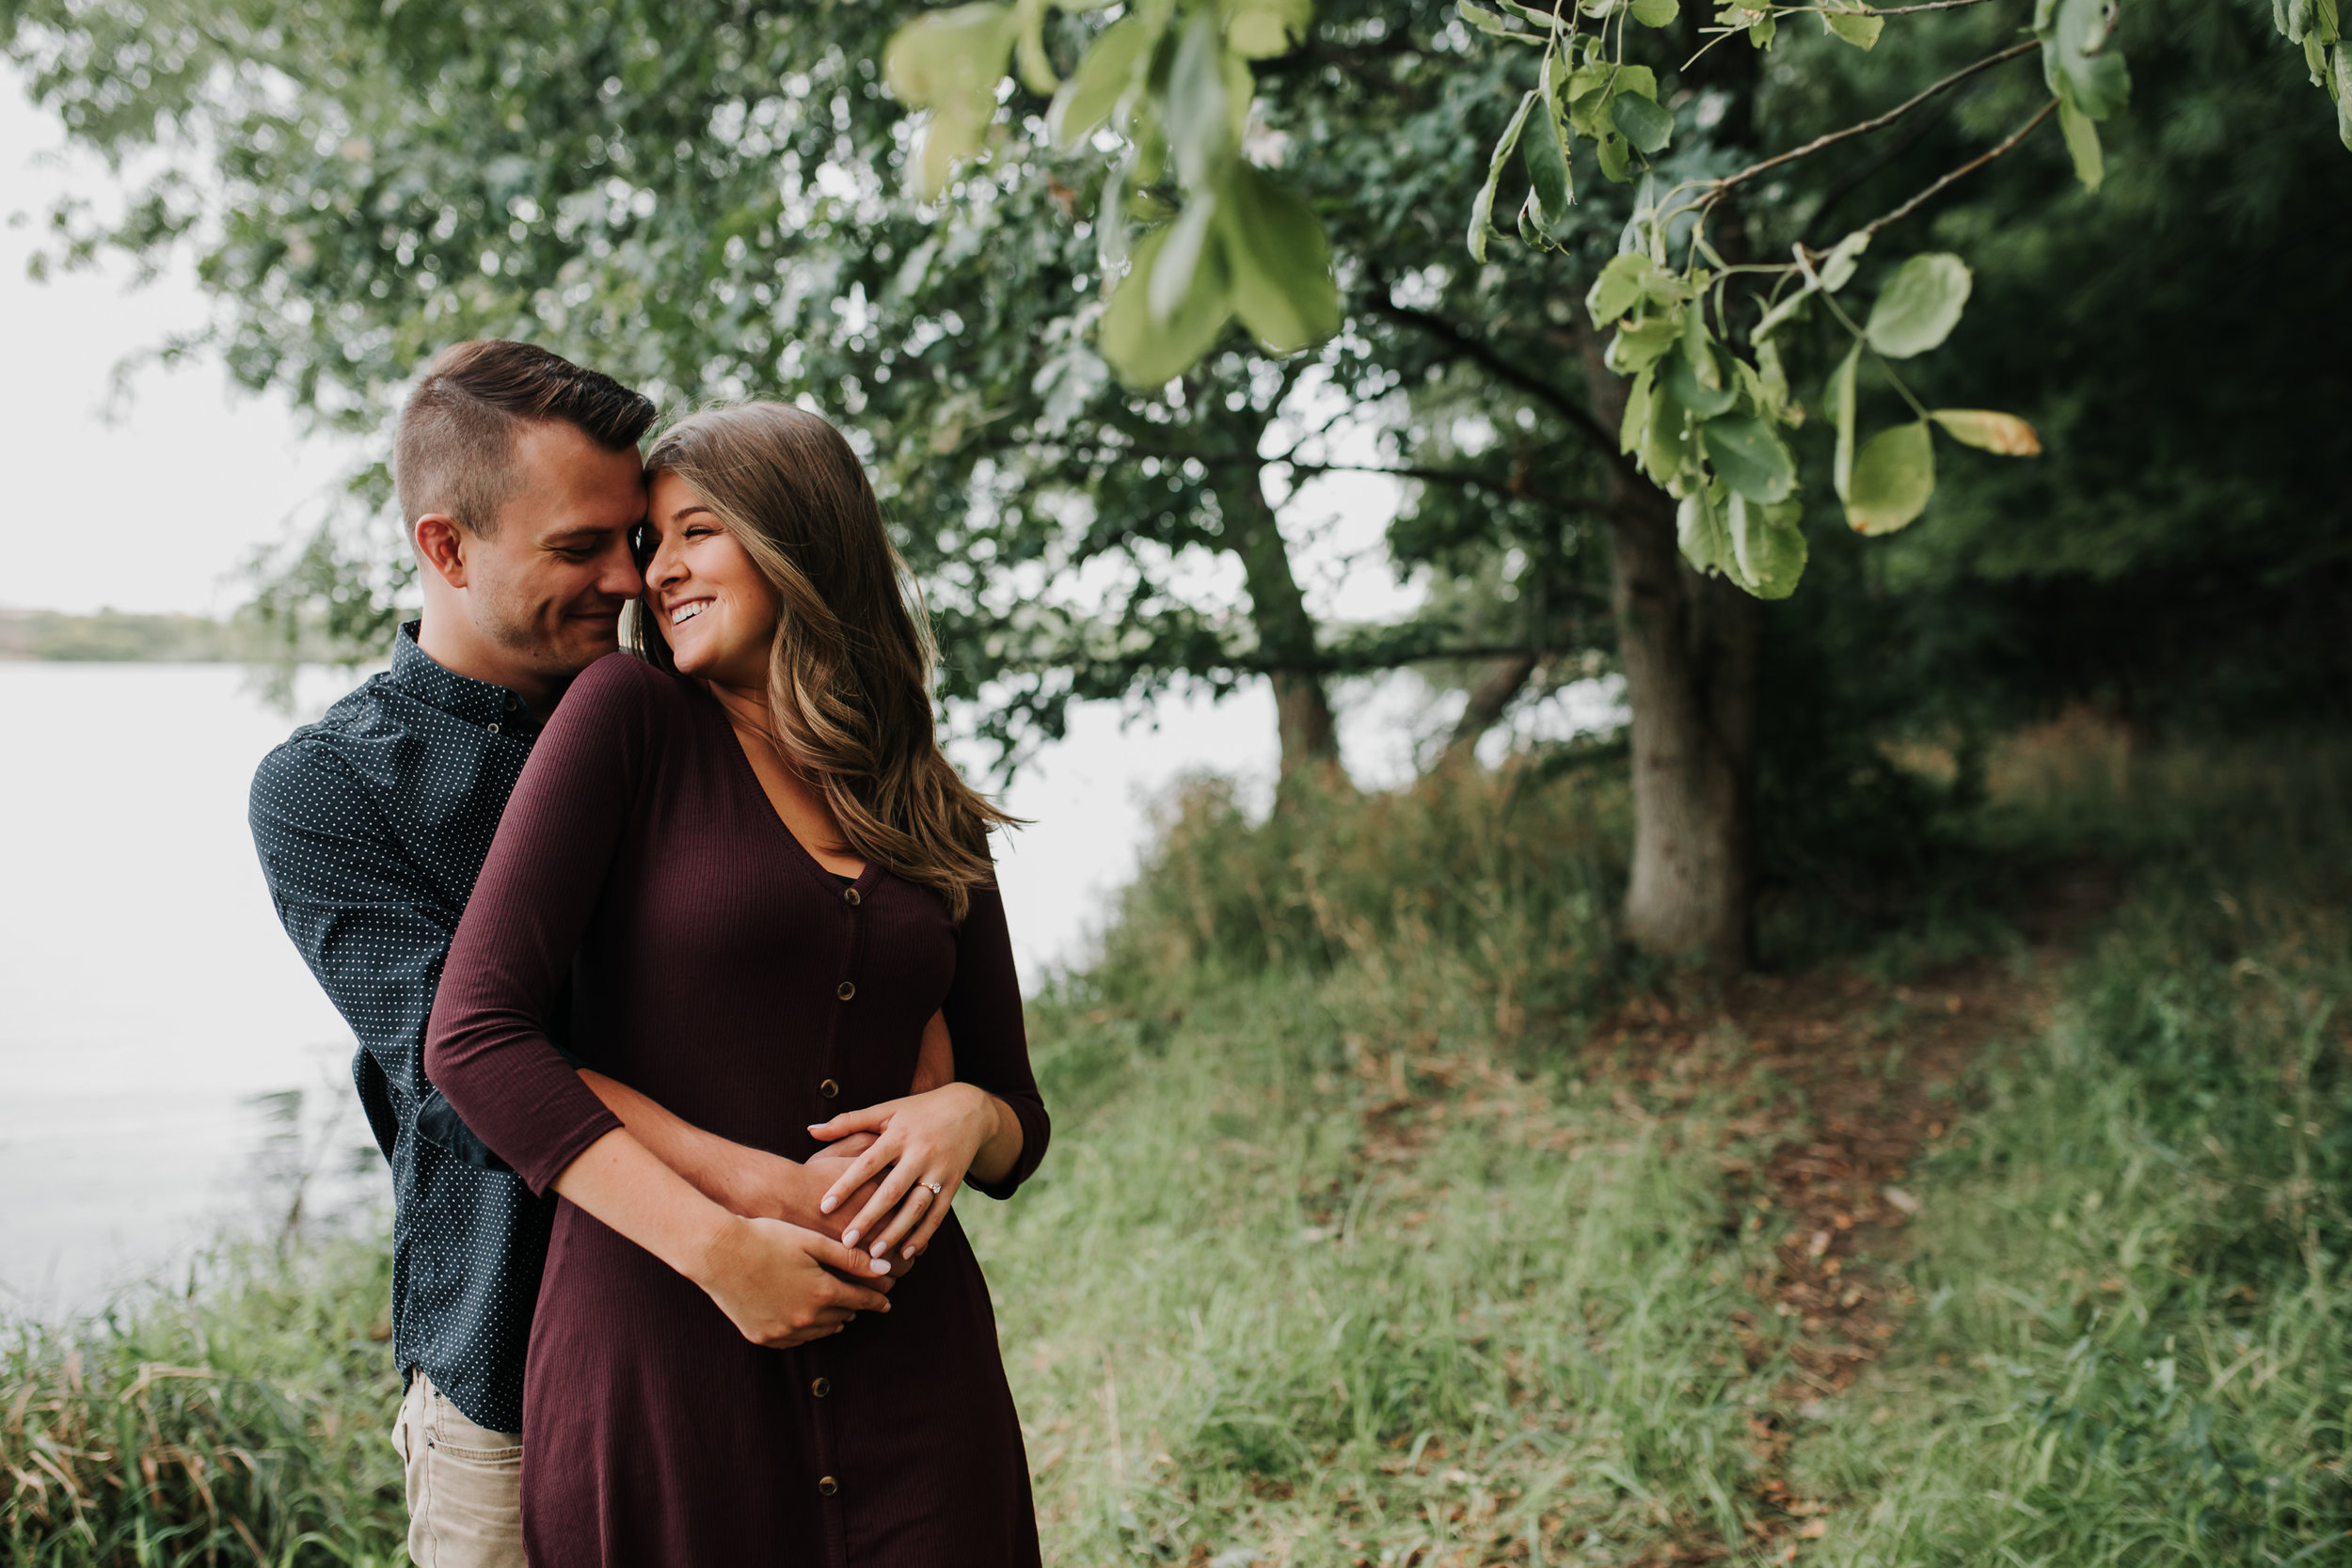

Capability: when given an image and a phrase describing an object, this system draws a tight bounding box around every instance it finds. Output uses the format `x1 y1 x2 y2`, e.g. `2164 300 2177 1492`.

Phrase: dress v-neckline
698 686 876 897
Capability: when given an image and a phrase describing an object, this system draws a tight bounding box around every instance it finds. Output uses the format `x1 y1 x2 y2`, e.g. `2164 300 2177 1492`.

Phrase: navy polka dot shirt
249 621 560 1434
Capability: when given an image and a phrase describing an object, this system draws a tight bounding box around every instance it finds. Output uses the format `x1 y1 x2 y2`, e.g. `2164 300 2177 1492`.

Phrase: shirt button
818 1078 839 1100
486 721 501 735
842 886 861 907
835 980 856 1001
811 1377 832 1398
503 693 519 712
817 1476 839 1497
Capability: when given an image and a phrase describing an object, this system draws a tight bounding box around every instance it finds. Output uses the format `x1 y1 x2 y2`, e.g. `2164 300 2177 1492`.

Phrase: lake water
0 660 1613 1309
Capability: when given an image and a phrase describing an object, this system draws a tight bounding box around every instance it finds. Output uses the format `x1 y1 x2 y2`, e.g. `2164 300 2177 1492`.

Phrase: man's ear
414 514 470 590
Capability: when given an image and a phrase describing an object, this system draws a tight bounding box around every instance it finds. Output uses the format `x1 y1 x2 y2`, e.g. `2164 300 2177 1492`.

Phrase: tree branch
1706 40 2038 207
1856 96 2059 241
1367 295 1631 478
1275 459 1629 527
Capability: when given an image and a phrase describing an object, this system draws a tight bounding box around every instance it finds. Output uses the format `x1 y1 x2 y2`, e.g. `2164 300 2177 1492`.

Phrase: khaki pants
390 1371 526 1568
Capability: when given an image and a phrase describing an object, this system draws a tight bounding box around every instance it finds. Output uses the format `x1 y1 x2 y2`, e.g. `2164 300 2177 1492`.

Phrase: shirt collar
390 620 533 731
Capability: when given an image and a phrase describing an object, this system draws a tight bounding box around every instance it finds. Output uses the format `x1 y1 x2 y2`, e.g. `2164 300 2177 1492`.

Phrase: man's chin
551 616 624 671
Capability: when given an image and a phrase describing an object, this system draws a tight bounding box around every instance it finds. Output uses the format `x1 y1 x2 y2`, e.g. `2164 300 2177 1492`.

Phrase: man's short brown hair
393 341 657 536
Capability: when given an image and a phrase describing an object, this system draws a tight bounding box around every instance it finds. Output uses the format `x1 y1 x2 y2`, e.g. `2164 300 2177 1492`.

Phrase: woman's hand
690 1213 894 1349
806 1084 1022 1261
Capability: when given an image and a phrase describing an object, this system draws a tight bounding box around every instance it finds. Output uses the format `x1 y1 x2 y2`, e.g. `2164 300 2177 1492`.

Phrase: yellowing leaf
1931 409 2043 455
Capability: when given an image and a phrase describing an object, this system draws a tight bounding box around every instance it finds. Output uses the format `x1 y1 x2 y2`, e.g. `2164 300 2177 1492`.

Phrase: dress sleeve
422 655 662 1196
942 882 1050 1199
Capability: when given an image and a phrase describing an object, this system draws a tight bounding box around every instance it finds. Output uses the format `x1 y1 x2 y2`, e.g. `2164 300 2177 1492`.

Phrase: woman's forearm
966 1090 1025 1187
578 1069 818 1224
550 1126 739 1283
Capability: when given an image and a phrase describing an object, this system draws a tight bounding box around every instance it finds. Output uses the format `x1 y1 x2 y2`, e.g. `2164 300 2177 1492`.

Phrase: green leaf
1752 286 1812 342
1457 0 1521 37
1150 193 1219 323
1611 92 1675 155
2335 43 2352 149
1218 168 1340 353
1821 6 1884 49
1167 9 1234 188
1595 127 1632 182
1729 494 1807 598
1668 341 1736 420
2056 85 2106 190
886 3 1016 105
2039 0 2131 119
1629 0 1680 25
1047 18 1149 150
1866 253 1972 358
1101 223 1234 387
1015 0 1059 94
1677 484 1736 577
1523 95 1574 231
1828 344 1860 501
1607 313 1681 373
1845 420 1935 534
1585 250 1660 327
1643 370 1697 485
885 3 1021 198
1621 364 1655 456
1749 11 1777 47
1222 0 1314 58
1815 230 1870 293
1702 414 1798 503
1469 90 1539 261
1930 408 2043 455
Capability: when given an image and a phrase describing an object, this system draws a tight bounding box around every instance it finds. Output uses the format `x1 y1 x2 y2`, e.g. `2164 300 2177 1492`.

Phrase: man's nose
597 532 645 597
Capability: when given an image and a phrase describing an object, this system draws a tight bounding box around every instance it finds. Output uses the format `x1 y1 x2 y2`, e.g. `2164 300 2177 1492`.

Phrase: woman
424 403 1049 1565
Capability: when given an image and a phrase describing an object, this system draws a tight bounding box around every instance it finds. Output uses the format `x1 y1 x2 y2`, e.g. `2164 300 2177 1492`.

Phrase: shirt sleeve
423 656 655 1196
248 736 500 1169
941 881 1050 1200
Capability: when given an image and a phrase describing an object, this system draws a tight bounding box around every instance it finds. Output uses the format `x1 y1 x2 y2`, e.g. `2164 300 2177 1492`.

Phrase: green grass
7 746 2346 1565
1795 744 2352 1567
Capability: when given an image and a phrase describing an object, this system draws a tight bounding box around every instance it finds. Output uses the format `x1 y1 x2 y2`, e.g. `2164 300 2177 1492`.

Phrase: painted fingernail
901 1244 917 1259
819 1196 837 1214
870 1256 892 1275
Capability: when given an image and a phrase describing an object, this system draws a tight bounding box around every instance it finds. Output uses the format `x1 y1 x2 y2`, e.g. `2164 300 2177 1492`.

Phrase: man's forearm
578 1069 823 1227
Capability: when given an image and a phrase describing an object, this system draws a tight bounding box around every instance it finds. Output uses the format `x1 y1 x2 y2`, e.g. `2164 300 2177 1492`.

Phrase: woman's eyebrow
665 504 717 525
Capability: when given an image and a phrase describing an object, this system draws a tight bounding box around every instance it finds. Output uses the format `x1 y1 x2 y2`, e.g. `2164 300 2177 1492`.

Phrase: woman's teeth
670 601 707 627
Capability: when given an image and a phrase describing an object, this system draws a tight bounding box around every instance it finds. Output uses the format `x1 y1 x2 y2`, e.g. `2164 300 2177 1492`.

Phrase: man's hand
691 1214 894 1349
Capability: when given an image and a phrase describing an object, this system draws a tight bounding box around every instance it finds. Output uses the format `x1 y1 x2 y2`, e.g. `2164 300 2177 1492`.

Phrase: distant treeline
0 607 365 663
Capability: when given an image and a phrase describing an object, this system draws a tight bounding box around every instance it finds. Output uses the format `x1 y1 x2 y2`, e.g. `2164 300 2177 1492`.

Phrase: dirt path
1589 868 2116 1563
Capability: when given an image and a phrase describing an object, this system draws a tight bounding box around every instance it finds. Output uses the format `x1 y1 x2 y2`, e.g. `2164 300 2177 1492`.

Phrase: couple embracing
251 340 1048 1566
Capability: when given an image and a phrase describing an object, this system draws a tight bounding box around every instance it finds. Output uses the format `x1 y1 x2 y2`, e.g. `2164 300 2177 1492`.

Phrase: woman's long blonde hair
632 402 1013 920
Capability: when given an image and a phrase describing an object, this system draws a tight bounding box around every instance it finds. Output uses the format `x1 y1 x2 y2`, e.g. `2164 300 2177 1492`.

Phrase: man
250 341 910 1566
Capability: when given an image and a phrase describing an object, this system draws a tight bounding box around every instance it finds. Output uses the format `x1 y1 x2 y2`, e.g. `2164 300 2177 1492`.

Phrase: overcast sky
0 71 363 617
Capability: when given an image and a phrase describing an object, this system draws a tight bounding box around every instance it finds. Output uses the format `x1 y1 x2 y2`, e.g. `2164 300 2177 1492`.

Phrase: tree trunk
1226 464 1342 775
1580 343 1759 973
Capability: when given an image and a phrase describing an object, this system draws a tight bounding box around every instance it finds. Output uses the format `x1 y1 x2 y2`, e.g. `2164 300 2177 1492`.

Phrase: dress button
502 693 519 712
835 980 856 1001
486 721 501 735
842 886 861 907
811 1377 831 1398
817 1475 839 1497
818 1078 839 1100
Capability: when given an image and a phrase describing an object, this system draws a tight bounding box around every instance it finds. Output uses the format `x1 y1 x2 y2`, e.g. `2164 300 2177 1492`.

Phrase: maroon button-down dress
424 652 1048 1567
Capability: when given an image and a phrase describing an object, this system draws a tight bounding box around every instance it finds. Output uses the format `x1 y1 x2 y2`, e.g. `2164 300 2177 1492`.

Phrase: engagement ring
919 1180 944 1196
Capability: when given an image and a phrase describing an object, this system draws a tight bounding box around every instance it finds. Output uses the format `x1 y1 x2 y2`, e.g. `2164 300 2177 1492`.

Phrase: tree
886 0 2344 968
